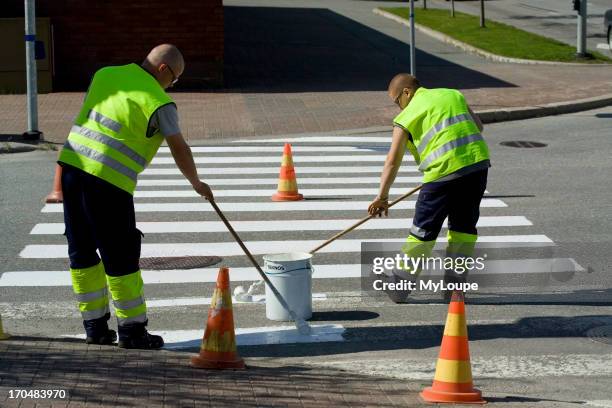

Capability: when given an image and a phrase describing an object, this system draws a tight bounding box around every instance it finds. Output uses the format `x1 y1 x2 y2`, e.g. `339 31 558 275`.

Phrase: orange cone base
420 387 486 404
271 192 303 202
190 355 246 370
45 192 63 203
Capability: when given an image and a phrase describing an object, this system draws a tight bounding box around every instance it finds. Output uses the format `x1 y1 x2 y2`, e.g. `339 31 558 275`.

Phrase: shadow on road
224 6 516 92
240 314 612 358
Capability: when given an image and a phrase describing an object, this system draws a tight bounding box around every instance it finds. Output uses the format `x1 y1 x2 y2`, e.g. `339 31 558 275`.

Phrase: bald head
142 44 185 89
388 73 420 109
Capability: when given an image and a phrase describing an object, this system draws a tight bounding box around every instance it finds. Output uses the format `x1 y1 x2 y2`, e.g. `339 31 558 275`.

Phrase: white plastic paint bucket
263 252 313 321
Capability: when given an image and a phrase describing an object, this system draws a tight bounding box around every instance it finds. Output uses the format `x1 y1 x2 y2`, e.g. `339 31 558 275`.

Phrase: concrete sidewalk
1 0 611 143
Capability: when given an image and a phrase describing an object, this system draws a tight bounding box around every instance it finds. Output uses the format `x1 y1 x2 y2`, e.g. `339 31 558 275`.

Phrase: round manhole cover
140 256 222 270
500 141 547 148
586 325 612 345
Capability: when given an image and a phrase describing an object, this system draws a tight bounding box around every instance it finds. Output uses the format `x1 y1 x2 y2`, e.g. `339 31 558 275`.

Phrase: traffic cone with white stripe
420 290 485 404
45 164 63 203
0 314 10 340
190 266 245 369
272 143 303 201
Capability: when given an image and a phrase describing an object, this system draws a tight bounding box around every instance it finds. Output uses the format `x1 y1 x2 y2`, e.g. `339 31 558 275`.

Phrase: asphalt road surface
1 107 611 406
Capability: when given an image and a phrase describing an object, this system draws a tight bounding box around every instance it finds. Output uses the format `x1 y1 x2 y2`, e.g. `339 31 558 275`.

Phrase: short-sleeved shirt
147 104 181 138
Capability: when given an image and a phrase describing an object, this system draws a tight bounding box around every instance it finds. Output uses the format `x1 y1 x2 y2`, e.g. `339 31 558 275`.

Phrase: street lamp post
576 0 587 57
480 0 486 28
409 0 416 75
23 0 43 140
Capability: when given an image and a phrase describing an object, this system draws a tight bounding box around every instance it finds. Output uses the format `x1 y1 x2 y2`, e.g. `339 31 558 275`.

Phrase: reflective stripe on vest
58 64 174 194
418 133 484 172
63 140 138 182
71 125 147 168
417 113 473 155
87 109 122 133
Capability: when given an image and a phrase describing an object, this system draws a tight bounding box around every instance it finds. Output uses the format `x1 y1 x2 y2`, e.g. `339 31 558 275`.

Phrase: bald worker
368 74 489 302
58 44 213 348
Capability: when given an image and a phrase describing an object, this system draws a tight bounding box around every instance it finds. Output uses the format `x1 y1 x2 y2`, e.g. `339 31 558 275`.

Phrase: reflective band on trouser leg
446 230 477 258
70 261 110 320
400 234 436 275
107 270 147 325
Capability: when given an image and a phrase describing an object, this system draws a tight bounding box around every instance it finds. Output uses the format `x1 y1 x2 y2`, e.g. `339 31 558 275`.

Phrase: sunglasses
166 65 179 86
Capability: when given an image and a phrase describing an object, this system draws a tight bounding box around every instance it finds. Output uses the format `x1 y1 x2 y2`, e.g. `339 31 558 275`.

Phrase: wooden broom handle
309 185 423 255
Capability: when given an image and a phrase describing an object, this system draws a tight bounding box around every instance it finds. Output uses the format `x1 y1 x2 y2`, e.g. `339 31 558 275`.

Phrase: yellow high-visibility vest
59 63 174 194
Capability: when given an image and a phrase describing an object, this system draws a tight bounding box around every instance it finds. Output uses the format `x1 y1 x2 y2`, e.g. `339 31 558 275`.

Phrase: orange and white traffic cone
190 266 246 369
0 314 10 340
45 164 63 203
271 143 303 201
420 291 485 404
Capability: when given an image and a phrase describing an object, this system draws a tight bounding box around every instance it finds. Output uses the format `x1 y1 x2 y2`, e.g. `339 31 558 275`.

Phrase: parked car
606 9 612 52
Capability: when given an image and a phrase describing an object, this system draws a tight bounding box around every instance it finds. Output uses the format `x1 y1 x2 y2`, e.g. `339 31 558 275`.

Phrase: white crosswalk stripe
18 235 554 259
141 165 419 176
7 135 583 345
139 176 424 186
30 216 532 235
151 154 412 165
41 198 508 213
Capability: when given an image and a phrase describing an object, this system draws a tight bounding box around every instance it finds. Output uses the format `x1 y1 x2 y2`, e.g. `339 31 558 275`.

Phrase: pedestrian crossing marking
0 258 582 286
142 165 420 176
41 198 508 213
151 154 412 165
30 216 532 235
19 235 553 259
5 134 585 344
138 176 424 186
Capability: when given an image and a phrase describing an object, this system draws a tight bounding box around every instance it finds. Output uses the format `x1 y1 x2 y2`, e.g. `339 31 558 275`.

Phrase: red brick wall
3 0 224 90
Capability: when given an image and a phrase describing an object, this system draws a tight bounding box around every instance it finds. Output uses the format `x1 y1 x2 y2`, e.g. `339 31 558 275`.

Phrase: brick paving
0 337 423 408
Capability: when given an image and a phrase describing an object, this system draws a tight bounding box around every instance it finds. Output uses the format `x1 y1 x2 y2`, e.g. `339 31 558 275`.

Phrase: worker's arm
468 106 484 132
166 133 214 201
368 126 408 217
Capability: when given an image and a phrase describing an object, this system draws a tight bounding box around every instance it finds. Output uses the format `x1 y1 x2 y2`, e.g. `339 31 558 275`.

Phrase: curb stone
0 141 58 154
373 8 612 66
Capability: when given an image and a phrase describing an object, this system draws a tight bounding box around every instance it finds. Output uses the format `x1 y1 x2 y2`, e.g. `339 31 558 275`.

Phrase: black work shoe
85 329 117 345
382 271 413 304
442 270 468 303
118 330 164 349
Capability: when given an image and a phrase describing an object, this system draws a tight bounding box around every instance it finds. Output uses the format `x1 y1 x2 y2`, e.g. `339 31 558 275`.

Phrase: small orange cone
45 164 63 203
190 267 246 370
272 143 303 201
0 314 10 340
420 291 485 404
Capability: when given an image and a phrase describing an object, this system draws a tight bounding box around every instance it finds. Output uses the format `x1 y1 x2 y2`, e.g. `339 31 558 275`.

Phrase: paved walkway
0 336 421 408
1 0 611 143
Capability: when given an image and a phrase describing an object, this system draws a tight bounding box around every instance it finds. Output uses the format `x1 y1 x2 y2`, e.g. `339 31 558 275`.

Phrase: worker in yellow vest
368 74 490 303
57 44 213 348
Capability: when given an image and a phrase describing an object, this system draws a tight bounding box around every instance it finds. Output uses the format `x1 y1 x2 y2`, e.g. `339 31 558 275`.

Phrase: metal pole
423 0 427 10
23 0 42 140
451 0 455 17
577 0 587 57
409 0 416 75
480 0 485 28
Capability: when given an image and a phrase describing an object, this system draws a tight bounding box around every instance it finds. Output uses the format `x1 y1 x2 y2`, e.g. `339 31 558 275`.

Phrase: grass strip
381 7 611 63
